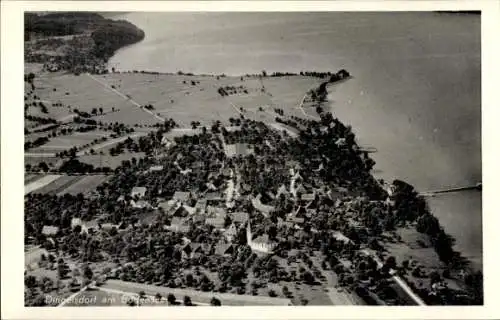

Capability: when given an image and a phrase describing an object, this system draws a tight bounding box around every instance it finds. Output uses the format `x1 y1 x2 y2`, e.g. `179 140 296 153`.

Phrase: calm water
109 12 482 267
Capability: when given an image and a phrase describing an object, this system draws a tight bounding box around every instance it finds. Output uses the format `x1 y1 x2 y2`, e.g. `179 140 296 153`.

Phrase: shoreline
102 59 482 272
24 12 482 305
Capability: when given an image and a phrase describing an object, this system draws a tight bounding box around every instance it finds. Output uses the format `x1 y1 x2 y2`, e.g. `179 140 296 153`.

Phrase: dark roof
215 243 234 255
172 205 190 217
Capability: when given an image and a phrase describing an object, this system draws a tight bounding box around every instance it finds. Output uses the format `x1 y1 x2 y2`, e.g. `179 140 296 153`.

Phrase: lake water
109 12 482 268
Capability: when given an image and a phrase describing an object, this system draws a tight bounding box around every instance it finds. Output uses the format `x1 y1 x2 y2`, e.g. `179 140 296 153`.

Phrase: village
25 92 483 307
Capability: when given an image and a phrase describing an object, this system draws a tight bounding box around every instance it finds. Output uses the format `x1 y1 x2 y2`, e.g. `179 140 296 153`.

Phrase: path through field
85 73 166 122
360 249 426 306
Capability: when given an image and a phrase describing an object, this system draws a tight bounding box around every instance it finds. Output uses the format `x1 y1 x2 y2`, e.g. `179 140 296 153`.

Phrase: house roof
253 234 271 243
173 191 191 201
333 231 353 244
42 225 59 235
71 218 82 227
131 186 147 197
224 223 238 236
131 200 151 208
224 143 254 157
231 212 249 223
301 193 316 201
158 200 177 212
170 217 186 226
196 199 207 206
206 217 225 228
205 192 223 201
192 214 206 224
183 205 196 215
215 243 234 255
172 204 190 217
101 223 116 230
206 206 226 217
149 165 164 172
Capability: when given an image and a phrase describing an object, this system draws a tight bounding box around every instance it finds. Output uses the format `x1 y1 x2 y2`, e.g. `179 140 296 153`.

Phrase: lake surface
109 12 482 268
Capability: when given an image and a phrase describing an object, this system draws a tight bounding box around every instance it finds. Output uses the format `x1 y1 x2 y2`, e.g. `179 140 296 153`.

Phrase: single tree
210 297 221 306
83 265 93 281
167 293 176 305
183 295 193 306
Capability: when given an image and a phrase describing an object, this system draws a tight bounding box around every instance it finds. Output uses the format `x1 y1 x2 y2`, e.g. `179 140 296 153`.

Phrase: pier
420 183 482 197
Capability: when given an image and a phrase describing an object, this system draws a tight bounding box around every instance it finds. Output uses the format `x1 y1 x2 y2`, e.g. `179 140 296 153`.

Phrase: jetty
420 183 482 197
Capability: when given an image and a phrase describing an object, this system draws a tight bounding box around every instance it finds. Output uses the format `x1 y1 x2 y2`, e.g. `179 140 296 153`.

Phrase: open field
24 173 43 184
25 174 62 195
28 71 321 132
25 63 44 74
29 130 113 154
55 175 111 196
88 73 319 127
79 152 146 169
76 132 148 156
33 72 130 115
32 175 84 195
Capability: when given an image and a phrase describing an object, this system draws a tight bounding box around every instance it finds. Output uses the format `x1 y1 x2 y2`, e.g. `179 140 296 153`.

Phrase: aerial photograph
23 11 482 307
